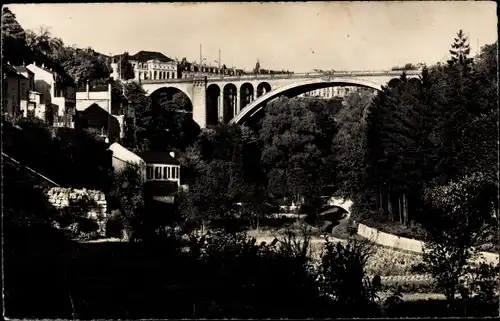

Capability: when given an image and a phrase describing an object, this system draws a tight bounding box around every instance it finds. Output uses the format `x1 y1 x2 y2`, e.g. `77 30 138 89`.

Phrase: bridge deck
140 69 421 84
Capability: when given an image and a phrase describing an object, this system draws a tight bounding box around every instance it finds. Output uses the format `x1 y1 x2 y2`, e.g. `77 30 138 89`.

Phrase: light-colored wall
76 90 110 100
27 64 55 102
114 59 179 81
357 223 499 265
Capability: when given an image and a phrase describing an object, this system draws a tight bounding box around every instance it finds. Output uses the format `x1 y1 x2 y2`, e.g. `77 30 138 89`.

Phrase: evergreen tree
434 30 476 183
1 7 28 65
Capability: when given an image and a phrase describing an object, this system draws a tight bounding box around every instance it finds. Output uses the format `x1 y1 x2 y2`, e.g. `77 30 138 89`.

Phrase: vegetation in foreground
3 10 499 318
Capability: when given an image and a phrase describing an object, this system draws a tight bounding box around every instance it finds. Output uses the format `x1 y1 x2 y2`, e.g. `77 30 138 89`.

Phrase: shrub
316 237 380 316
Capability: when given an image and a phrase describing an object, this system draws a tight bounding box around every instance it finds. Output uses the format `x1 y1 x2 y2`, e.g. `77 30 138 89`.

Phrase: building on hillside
2 63 50 123
111 51 178 82
26 62 76 128
299 86 358 99
108 142 146 174
179 61 241 78
75 81 125 142
140 151 181 204
3 63 27 120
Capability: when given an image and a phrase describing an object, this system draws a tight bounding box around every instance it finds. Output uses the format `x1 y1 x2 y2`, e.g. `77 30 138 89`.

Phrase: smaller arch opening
223 83 237 124
206 84 221 127
256 82 272 98
240 83 255 110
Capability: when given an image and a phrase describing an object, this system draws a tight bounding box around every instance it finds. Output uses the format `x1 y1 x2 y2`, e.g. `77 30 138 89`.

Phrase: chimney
169 151 175 158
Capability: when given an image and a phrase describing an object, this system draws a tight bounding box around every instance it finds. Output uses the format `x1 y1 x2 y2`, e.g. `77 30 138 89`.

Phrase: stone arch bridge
141 70 420 128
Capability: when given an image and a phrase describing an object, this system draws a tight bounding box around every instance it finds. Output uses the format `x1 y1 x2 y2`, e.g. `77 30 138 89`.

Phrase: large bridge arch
149 86 193 113
230 77 403 125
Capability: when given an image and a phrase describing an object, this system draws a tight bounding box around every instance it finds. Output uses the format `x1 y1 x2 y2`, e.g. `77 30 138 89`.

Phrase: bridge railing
139 69 421 84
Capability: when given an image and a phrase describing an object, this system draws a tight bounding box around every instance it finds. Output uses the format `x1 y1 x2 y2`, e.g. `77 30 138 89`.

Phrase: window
154 71 157 79
154 166 162 179
146 166 154 180
167 72 170 79
163 166 170 179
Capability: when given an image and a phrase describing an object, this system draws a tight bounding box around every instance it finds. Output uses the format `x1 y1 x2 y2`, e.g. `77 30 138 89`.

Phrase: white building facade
26 62 76 128
299 86 358 99
111 51 178 81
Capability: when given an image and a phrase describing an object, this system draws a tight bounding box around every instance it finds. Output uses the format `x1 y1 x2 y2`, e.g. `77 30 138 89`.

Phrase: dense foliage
2 118 113 191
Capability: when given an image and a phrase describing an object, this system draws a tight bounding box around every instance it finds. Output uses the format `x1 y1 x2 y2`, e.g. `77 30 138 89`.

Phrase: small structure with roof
140 151 181 204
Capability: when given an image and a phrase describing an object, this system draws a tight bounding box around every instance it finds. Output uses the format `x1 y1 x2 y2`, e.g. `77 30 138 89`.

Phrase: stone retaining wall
45 187 107 235
357 223 499 265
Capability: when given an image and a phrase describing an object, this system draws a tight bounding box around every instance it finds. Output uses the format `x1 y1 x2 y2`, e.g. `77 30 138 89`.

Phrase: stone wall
357 223 499 265
45 187 107 235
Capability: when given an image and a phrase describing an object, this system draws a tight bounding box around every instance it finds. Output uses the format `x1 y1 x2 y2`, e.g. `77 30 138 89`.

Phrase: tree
331 88 375 200
178 159 232 234
418 173 497 306
364 74 416 223
447 29 474 69
108 163 145 241
363 66 446 225
1 7 28 65
25 26 63 59
227 126 268 229
260 96 335 207
116 52 135 80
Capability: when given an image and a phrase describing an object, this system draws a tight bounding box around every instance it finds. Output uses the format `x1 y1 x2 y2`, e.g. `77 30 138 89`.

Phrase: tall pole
218 49 221 70
199 44 202 75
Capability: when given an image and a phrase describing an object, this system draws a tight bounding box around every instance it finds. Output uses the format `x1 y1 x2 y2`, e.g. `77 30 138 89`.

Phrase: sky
6 2 498 72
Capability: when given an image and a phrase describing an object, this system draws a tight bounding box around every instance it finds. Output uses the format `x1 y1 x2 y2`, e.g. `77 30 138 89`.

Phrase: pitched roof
139 151 180 165
108 142 145 165
13 66 34 75
131 51 174 63
3 64 27 78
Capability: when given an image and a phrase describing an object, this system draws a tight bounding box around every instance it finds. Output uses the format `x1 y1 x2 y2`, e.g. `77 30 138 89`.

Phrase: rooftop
139 151 180 165
131 51 174 63
13 66 34 75
108 142 145 166
3 64 27 79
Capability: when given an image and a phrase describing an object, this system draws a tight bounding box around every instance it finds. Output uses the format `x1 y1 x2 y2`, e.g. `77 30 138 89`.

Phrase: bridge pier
192 78 207 128
235 88 241 117
218 94 224 124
